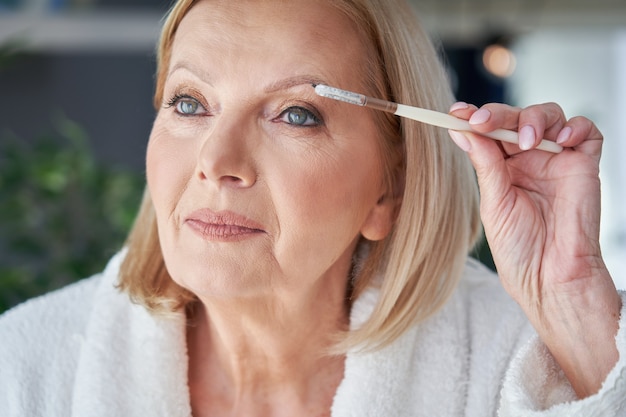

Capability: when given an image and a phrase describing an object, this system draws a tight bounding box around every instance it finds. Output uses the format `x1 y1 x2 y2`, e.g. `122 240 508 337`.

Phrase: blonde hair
119 0 481 351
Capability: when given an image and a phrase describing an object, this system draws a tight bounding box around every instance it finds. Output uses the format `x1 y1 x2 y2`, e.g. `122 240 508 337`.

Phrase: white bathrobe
1 252 625 416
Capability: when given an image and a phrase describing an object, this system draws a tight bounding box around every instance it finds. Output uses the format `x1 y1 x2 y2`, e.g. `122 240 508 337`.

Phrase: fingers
448 128 509 193
448 101 602 155
556 115 603 148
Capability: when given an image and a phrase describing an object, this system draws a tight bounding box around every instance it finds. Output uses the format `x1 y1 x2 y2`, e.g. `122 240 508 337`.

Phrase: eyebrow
167 60 214 85
263 75 329 94
168 62 328 95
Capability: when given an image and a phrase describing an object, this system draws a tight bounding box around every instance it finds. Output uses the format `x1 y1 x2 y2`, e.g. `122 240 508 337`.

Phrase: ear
360 192 398 241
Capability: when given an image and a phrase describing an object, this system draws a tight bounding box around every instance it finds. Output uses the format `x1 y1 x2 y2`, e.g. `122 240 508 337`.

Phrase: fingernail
448 130 472 152
469 108 491 125
556 126 572 144
449 101 469 113
518 125 535 150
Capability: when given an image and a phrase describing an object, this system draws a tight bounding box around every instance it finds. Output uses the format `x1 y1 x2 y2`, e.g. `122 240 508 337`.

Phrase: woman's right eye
165 95 207 116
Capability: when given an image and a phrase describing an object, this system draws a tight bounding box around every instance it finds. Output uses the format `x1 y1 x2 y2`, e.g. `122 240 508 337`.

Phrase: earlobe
360 194 397 241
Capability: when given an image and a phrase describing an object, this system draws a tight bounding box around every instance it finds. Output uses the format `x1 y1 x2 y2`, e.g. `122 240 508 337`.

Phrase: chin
166 257 274 301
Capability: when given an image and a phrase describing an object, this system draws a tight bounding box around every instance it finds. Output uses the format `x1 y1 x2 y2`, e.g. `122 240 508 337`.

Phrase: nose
195 116 258 189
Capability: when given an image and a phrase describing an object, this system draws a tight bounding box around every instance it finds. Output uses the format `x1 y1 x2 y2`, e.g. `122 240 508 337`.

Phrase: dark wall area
445 46 505 106
0 51 157 172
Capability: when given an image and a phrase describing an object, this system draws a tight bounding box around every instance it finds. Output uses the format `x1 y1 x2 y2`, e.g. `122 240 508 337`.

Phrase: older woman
1 0 624 416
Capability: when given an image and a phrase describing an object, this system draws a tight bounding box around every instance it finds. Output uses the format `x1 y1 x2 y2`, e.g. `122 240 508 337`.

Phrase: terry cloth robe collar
8 251 626 416
70 253 479 417
331 286 472 416
71 254 192 416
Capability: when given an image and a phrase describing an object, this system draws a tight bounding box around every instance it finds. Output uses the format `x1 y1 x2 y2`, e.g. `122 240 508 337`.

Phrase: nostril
223 175 243 183
220 173 256 187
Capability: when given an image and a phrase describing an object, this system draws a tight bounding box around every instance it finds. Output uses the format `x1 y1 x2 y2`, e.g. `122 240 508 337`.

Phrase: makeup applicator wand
314 84 562 154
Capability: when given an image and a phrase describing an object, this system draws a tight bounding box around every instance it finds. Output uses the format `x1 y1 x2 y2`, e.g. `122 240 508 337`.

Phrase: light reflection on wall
482 44 517 79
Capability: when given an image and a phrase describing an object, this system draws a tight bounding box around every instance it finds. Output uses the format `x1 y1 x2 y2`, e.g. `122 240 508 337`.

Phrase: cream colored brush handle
395 104 563 154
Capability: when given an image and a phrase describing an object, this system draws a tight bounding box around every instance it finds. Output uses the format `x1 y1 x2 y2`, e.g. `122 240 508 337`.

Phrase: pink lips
185 209 265 241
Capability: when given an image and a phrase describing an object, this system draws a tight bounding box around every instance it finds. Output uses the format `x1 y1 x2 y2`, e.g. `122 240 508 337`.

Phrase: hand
448 101 621 398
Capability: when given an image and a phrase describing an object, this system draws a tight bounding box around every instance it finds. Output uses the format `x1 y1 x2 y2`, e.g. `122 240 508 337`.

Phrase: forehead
168 0 374 90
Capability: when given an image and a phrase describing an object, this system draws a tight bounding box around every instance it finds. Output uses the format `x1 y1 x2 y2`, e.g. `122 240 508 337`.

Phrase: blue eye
177 99 200 115
165 94 206 116
279 106 321 127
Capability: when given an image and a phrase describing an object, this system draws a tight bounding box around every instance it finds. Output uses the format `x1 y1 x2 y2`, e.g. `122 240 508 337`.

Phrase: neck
186 281 350 417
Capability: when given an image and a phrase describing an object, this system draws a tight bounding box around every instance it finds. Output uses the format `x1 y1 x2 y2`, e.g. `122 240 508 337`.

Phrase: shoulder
458 256 504 295
454 257 534 353
452 258 536 413
457 257 528 326
0 251 126 342
0 275 101 414
0 274 100 347
0 252 124 414
338 258 535 416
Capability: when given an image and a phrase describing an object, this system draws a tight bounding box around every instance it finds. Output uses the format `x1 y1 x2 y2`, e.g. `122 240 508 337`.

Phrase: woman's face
147 0 396 300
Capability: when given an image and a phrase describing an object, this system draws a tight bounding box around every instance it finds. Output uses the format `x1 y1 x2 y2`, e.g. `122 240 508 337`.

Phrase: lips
184 209 265 240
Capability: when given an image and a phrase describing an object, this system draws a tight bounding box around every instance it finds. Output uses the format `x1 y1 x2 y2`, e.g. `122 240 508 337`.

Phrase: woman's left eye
278 106 321 127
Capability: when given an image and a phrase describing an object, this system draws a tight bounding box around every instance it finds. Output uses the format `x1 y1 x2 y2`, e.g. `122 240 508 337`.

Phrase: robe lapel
71 255 192 417
332 287 470 417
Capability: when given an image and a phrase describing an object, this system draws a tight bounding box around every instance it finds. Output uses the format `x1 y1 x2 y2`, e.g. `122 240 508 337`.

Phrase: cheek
146 123 197 216
270 146 384 254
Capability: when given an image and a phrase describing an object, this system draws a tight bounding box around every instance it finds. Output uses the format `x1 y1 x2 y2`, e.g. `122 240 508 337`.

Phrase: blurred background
0 0 625 312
